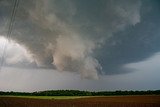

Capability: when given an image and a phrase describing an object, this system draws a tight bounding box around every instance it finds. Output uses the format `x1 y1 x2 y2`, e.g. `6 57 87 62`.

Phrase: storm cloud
0 0 159 79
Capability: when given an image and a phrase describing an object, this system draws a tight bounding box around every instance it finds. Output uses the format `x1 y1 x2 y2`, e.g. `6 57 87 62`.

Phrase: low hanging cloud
0 0 141 79
0 36 34 68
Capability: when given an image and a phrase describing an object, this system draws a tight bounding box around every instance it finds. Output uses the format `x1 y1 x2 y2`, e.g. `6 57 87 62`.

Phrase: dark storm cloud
0 0 159 78
95 0 160 74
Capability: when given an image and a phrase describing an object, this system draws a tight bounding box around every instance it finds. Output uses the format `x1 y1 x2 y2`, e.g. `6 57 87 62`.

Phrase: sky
0 0 160 92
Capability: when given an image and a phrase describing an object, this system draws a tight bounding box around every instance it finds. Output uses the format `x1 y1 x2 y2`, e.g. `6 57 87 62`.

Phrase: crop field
0 95 160 107
0 96 89 99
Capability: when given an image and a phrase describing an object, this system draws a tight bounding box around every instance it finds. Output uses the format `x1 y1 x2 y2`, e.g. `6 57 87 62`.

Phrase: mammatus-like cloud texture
0 0 141 79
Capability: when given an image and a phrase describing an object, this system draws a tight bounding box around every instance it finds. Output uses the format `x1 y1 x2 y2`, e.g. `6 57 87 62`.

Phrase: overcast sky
0 0 160 92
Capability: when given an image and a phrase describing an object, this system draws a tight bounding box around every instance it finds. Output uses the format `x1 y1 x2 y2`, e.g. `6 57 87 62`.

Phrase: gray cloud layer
0 0 159 78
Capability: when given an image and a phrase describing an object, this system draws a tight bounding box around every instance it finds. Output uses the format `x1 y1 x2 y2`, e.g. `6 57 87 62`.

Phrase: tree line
0 90 160 96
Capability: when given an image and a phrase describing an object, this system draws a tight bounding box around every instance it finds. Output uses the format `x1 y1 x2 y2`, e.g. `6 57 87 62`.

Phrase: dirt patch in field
0 95 160 107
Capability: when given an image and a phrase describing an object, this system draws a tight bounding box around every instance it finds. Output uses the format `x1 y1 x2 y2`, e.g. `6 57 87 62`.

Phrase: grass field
0 95 89 99
0 95 160 107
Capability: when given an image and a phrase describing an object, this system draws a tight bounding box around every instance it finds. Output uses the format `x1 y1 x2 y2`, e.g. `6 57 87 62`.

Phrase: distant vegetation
0 90 160 96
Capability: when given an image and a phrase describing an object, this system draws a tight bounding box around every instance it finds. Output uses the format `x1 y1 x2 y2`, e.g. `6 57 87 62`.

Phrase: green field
0 95 91 99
